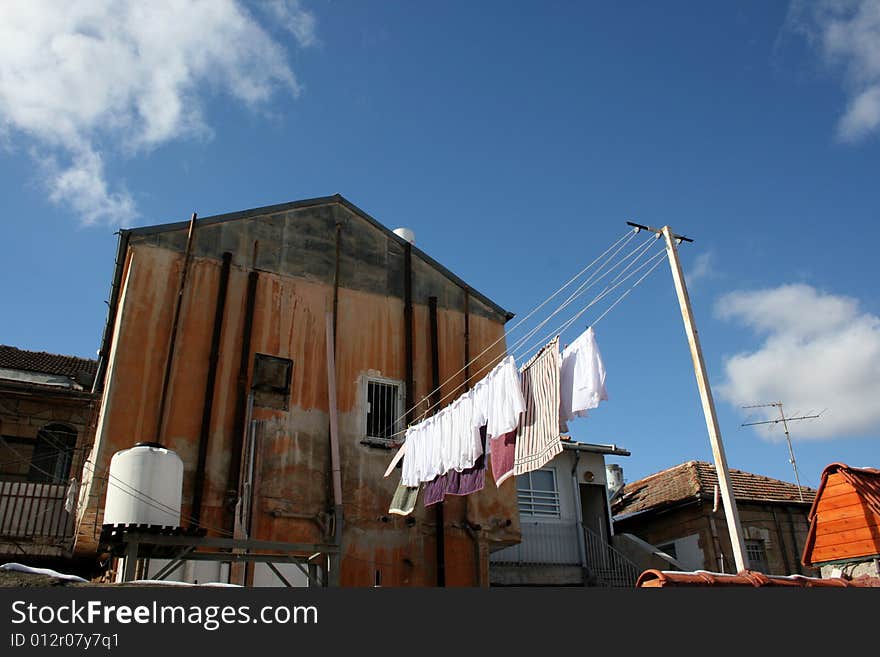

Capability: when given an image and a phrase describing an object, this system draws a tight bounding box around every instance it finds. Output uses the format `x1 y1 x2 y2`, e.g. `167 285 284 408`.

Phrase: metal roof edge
124 194 515 322
560 441 631 457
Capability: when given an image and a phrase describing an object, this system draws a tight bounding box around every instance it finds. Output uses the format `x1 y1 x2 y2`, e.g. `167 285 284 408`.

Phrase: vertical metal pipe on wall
429 296 446 587
192 251 232 528
227 269 259 527
156 213 198 443
404 244 414 425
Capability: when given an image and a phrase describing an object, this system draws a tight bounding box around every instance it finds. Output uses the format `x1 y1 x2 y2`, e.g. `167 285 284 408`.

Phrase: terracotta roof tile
637 569 880 587
0 345 98 385
613 460 815 517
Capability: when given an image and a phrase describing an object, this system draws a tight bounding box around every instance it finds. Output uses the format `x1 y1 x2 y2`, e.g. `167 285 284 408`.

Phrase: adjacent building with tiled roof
802 463 880 580
612 460 817 577
1 345 98 564
613 460 815 519
0 345 98 390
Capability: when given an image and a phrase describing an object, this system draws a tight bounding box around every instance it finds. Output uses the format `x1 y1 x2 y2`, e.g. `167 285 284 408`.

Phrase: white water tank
103 442 183 528
393 227 416 245
606 463 624 493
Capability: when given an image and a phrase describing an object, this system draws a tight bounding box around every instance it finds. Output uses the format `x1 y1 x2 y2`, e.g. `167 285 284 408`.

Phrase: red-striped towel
513 337 562 476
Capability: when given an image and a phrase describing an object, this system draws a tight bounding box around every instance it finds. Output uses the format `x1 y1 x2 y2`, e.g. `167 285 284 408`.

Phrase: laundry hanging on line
513 336 563 477
559 326 608 432
400 355 524 488
390 325 609 496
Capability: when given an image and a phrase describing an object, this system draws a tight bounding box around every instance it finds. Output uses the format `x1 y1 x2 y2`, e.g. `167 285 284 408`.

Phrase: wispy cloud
788 0 880 142
715 284 880 440
0 0 318 225
685 252 716 289
264 0 320 48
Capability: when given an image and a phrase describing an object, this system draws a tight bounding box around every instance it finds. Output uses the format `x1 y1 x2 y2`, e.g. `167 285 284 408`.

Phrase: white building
489 438 639 587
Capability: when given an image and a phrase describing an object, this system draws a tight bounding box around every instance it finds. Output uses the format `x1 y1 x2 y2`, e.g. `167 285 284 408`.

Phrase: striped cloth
513 336 562 476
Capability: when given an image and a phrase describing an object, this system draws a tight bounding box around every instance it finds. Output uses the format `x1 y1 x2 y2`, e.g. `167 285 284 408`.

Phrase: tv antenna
741 402 823 502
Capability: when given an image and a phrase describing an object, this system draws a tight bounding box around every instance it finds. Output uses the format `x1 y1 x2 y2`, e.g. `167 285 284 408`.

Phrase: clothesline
387 324 609 513
379 239 667 441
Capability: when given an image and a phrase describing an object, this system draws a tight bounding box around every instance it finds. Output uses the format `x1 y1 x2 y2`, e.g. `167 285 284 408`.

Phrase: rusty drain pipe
192 251 232 528
156 212 197 443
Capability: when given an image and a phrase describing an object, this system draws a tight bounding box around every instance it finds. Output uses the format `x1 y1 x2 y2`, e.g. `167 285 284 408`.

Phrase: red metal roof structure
802 463 880 568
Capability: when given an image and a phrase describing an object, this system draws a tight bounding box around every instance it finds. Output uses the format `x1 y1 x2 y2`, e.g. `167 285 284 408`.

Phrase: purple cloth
490 429 517 486
424 427 487 507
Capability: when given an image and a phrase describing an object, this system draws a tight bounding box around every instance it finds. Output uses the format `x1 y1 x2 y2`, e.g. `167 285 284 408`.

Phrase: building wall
76 201 521 586
614 500 817 576
0 383 97 557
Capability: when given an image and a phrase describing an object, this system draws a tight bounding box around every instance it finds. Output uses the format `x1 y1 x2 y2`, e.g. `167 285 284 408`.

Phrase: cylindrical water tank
103 442 183 528
393 227 416 245
606 463 624 492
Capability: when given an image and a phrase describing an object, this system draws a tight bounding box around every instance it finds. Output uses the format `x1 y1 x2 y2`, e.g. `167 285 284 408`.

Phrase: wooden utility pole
627 221 748 572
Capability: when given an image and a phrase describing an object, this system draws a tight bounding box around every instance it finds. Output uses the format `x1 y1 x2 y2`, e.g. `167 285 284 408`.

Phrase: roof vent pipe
393 227 416 245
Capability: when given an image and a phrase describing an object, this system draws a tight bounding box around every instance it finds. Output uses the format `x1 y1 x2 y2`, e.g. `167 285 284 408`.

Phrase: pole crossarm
626 221 694 243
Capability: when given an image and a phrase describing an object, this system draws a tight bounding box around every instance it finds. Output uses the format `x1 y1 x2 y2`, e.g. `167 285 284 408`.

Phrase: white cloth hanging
486 355 527 440
559 326 608 430
399 354 526 486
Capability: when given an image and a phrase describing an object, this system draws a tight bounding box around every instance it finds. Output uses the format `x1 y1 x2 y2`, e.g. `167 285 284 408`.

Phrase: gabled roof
122 194 514 322
612 460 815 518
0 345 97 385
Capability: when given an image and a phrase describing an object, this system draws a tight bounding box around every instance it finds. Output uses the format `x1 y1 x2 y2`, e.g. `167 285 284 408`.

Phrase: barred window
364 378 403 447
517 468 560 518
746 539 769 573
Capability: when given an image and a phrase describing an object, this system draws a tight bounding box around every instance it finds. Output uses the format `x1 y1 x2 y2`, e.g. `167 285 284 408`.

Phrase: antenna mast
741 402 822 502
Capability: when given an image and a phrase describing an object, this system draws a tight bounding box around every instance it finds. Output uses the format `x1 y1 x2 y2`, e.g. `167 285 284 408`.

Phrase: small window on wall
746 539 769 573
517 468 560 518
29 424 77 484
364 378 403 447
252 353 293 410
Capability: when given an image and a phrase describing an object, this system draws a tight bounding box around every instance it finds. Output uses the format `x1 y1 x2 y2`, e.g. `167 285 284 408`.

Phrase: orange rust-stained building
802 463 880 580
74 194 522 586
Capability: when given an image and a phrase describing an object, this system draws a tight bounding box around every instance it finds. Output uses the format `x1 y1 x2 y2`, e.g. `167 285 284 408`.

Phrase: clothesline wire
378 230 655 438
383 228 640 432
383 239 665 439
382 241 668 440
500 232 662 363
506 247 668 378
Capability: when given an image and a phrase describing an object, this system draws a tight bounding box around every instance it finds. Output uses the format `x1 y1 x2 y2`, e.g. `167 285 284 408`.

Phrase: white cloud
0 0 317 225
715 284 880 440
789 0 880 142
685 252 715 289
265 0 320 48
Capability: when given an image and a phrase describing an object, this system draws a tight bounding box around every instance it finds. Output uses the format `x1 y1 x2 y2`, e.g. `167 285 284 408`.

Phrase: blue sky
1 1 878 489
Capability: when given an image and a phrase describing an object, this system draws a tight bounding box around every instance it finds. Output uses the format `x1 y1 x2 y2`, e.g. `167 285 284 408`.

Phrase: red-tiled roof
0 345 98 384
612 460 815 517
637 569 880 587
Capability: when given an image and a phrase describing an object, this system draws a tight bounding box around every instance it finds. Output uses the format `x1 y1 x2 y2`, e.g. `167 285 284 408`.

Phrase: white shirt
559 327 608 428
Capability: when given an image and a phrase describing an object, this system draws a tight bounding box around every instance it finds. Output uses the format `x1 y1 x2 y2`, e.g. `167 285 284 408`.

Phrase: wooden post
661 225 748 573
